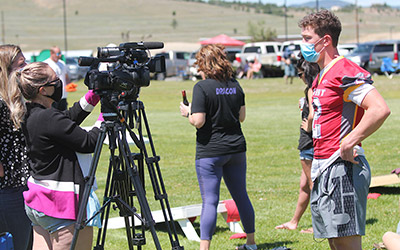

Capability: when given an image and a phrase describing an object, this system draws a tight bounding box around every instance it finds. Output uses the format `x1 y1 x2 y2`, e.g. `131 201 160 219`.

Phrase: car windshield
352 44 373 53
244 47 261 53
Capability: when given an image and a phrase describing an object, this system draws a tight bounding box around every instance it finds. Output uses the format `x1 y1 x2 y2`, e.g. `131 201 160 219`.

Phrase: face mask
44 79 63 103
300 37 325 63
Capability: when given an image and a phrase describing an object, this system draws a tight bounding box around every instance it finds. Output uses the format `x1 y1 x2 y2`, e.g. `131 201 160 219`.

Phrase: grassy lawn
68 74 400 249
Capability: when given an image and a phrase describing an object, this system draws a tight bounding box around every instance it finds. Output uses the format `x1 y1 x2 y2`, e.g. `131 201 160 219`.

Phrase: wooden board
370 174 400 188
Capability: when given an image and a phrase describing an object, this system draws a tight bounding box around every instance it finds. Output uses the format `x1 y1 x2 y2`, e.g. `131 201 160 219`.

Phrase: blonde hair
8 62 53 128
0 45 25 129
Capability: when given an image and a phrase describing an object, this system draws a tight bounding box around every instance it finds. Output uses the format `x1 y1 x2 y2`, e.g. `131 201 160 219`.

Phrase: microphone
120 42 164 50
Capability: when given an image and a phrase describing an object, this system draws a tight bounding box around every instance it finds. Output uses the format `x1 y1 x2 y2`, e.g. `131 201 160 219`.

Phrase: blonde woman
0 44 32 250
10 62 100 250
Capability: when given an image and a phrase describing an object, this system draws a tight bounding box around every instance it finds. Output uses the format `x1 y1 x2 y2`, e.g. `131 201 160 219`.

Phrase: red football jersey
311 56 373 160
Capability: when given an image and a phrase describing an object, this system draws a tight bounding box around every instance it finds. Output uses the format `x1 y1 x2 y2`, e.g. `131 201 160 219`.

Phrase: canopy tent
199 34 245 47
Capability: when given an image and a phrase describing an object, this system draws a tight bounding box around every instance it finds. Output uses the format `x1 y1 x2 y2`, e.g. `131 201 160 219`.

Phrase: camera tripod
70 97 184 250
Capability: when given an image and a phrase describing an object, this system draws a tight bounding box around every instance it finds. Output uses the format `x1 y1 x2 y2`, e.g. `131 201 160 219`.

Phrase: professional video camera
71 42 184 250
78 41 165 94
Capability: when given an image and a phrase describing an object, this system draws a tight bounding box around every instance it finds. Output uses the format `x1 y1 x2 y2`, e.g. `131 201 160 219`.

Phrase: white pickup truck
235 41 283 77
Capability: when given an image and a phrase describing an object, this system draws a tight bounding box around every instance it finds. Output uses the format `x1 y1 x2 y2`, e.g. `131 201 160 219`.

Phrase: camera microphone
120 42 164 50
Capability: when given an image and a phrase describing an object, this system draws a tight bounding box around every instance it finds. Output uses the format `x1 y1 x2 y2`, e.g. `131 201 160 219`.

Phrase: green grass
67 75 400 249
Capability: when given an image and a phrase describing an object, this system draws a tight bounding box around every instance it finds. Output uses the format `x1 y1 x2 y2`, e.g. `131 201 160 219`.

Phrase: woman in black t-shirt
180 44 256 250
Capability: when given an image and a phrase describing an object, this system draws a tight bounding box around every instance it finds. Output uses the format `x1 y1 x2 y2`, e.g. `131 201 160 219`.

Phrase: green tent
30 49 65 62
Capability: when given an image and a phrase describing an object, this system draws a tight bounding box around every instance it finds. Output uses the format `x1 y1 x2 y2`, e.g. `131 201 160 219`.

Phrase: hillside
2 0 400 52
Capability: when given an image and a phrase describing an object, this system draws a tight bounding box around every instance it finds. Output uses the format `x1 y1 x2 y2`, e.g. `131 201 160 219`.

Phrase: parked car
337 43 357 56
235 41 282 77
345 41 381 70
66 57 90 81
368 40 400 74
154 51 190 80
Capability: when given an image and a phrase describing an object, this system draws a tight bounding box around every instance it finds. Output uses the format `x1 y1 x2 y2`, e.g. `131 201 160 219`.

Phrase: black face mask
43 79 63 103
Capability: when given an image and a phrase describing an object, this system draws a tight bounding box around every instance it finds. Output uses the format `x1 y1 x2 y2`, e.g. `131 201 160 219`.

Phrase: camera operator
9 62 100 250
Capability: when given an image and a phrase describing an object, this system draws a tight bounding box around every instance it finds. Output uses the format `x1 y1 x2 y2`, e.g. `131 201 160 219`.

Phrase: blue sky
233 0 398 7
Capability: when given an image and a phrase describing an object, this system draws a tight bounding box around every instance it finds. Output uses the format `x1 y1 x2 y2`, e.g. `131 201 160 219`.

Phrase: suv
345 41 380 70
154 51 190 80
368 40 400 73
235 41 282 77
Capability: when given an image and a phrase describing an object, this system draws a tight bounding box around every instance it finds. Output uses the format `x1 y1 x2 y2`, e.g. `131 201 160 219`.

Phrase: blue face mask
300 37 325 63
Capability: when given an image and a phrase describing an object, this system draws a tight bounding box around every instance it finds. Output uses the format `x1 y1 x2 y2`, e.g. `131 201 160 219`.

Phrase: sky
232 0 399 7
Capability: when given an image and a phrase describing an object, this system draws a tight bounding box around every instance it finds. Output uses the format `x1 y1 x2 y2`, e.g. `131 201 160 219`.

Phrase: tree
247 20 277 42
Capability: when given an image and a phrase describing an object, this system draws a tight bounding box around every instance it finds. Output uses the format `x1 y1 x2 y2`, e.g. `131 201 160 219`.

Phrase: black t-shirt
298 93 313 151
191 78 246 159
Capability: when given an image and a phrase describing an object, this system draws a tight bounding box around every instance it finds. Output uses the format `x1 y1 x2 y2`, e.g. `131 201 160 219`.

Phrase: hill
2 0 400 52
290 0 351 8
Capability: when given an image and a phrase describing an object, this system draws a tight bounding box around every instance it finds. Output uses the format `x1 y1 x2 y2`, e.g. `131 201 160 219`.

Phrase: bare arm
301 88 314 132
239 106 246 123
340 88 390 163
180 102 206 129
0 162 3 177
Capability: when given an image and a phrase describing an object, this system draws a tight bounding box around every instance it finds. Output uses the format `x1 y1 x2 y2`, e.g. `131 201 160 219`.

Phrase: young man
298 10 390 250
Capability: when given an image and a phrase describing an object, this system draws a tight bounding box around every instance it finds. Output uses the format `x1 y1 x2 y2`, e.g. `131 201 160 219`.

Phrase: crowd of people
0 9 397 250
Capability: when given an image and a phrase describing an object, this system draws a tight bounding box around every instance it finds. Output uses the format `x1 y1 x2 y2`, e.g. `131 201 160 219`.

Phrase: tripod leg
117 130 162 250
70 123 107 250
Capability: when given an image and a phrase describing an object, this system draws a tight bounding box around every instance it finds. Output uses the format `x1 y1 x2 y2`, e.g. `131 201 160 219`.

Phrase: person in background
247 57 261 79
179 44 256 250
9 62 100 250
381 167 400 250
0 44 32 250
283 45 296 84
275 54 319 233
44 46 70 111
299 10 390 249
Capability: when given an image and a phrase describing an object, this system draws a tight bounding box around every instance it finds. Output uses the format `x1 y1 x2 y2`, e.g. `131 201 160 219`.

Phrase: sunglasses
43 78 61 87
55 52 62 56
298 72 304 78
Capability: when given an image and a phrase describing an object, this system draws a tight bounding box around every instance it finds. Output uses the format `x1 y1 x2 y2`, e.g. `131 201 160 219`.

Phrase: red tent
199 34 245 47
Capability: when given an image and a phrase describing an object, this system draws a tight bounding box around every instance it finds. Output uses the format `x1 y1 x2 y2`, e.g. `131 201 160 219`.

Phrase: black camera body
79 42 166 94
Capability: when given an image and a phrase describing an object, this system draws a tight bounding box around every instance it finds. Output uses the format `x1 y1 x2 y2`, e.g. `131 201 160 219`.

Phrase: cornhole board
106 201 244 242
370 174 400 188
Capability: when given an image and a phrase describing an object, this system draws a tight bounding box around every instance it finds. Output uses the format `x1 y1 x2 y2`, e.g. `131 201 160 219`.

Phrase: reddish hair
195 44 233 82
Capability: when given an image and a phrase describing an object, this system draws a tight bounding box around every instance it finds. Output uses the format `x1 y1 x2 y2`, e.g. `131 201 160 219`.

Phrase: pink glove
84 90 100 106
97 113 104 122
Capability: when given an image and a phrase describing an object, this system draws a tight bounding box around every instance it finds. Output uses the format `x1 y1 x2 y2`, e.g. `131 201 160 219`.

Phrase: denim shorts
299 147 314 161
24 204 74 234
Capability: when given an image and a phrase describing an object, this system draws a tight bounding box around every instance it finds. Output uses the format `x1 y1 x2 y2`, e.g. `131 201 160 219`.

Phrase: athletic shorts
310 156 371 239
299 147 314 161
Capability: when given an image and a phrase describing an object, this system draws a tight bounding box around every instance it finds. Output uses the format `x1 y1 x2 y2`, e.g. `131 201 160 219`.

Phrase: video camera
78 42 166 95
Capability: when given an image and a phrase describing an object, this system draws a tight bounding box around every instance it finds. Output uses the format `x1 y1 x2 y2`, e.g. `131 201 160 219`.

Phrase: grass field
65 74 400 250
